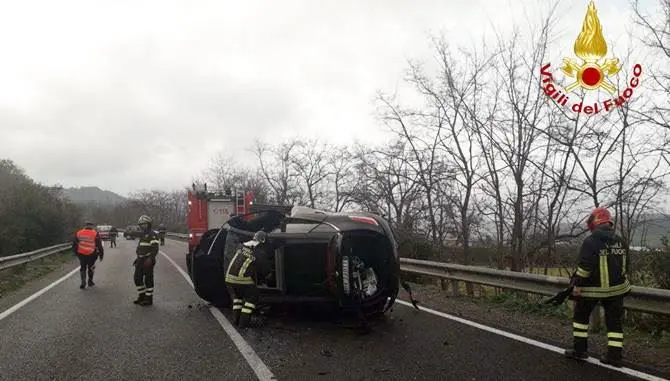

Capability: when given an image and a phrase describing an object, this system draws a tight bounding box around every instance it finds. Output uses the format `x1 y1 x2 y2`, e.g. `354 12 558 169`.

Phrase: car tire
190 244 231 308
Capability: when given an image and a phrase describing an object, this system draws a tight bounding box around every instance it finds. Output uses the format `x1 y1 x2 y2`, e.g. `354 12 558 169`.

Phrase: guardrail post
465 282 474 297
452 280 460 296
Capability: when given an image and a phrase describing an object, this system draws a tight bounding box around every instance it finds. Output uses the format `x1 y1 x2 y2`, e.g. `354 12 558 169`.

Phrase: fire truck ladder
235 191 245 215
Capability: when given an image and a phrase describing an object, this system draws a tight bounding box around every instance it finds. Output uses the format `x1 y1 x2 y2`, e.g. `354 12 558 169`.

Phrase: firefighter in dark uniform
72 222 104 289
109 226 118 248
564 207 631 367
133 215 160 306
157 224 167 246
225 230 272 328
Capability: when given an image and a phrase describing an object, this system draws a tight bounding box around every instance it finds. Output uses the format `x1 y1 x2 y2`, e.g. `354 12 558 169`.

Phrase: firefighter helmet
243 231 267 247
138 215 153 225
253 230 267 244
587 207 613 231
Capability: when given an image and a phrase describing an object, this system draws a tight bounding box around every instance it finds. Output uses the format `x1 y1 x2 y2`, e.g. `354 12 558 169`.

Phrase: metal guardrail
399 258 670 316
174 232 670 316
0 243 71 271
167 232 188 240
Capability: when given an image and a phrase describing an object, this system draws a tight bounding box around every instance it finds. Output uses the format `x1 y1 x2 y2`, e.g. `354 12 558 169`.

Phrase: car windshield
97 225 111 231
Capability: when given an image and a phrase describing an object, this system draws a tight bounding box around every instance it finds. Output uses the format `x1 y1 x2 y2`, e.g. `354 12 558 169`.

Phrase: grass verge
485 290 670 346
0 250 76 297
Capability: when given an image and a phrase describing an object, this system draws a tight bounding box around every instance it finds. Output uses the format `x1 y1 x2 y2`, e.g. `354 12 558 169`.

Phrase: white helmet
243 231 267 247
138 215 152 225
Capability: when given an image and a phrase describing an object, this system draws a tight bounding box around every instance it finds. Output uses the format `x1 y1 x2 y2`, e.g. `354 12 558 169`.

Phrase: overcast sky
0 0 659 196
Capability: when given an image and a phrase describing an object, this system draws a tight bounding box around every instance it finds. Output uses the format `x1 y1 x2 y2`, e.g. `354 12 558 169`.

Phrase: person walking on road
109 226 118 248
157 224 167 246
225 230 273 328
564 207 631 367
72 222 104 289
133 215 160 306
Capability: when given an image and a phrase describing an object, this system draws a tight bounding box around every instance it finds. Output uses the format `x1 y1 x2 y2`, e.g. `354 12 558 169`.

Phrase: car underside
186 208 402 319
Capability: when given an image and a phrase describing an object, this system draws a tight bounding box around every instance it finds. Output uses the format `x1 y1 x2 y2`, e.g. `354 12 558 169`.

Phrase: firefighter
72 222 104 289
225 230 272 328
109 226 118 248
157 224 167 246
564 207 631 367
133 215 160 306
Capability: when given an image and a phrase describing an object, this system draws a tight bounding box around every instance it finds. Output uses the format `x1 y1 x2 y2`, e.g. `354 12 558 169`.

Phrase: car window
284 220 336 233
223 230 243 262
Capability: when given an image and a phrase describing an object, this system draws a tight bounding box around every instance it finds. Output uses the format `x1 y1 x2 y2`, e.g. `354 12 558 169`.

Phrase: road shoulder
0 251 79 314
403 282 670 378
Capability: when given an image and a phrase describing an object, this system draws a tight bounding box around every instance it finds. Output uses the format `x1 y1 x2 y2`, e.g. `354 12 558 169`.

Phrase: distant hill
62 186 126 206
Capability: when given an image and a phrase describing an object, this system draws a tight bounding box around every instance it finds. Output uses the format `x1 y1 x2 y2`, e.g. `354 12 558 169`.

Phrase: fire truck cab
186 182 254 256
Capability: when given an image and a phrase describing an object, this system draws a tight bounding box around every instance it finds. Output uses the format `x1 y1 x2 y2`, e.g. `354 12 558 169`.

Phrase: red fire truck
186 183 254 255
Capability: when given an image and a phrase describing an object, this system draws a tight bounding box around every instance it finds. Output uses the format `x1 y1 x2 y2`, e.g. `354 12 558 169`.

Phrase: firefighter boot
600 355 623 367
139 295 153 306
139 288 153 306
238 302 255 328
238 312 251 328
232 299 243 326
600 348 623 367
133 293 146 305
564 349 588 361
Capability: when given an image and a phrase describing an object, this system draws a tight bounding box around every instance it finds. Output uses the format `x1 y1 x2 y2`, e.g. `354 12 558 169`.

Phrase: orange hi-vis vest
76 229 98 255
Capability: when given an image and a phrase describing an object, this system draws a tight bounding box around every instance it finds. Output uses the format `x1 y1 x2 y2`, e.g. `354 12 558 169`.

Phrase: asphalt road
0 238 663 381
0 239 256 381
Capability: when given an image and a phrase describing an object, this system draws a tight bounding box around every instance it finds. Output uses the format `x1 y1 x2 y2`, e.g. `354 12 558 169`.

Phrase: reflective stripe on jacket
574 226 632 298
225 246 256 285
76 229 98 255
136 230 160 258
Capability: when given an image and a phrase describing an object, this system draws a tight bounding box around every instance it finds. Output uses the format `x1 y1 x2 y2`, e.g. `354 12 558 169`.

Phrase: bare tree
489 11 557 270
290 139 331 209
376 93 442 244
325 146 357 212
252 139 304 205
351 140 424 232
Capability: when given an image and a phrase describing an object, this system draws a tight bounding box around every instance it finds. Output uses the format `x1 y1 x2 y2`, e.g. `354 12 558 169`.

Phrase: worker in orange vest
72 222 104 289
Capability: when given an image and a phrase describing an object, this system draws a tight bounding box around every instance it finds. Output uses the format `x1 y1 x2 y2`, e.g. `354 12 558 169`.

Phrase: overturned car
185 206 411 319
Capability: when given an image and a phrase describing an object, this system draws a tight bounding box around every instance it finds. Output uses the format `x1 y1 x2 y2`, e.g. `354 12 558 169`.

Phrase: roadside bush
0 159 81 256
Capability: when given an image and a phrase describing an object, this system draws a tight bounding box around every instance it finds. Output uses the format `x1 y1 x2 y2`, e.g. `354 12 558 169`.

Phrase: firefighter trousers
134 257 156 299
572 296 625 359
227 283 259 327
77 254 97 285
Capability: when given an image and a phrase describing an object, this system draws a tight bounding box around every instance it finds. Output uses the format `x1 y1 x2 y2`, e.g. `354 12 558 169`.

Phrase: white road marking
396 299 668 381
0 267 79 322
160 251 277 381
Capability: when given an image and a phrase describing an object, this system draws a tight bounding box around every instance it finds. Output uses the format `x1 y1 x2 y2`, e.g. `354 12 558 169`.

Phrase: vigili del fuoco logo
539 1 642 114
